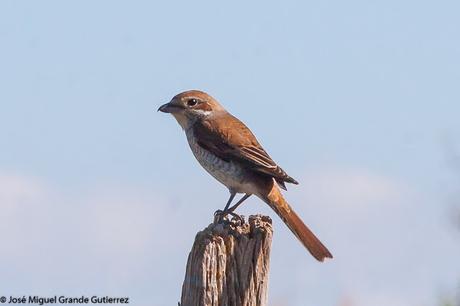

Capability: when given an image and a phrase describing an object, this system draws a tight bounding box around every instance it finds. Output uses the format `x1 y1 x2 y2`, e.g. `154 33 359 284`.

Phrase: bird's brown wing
193 113 298 188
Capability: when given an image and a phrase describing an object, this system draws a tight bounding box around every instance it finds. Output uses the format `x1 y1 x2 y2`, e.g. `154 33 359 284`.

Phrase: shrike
158 90 332 261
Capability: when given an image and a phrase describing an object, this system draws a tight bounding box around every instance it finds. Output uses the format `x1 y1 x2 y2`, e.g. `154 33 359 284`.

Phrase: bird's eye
187 99 198 107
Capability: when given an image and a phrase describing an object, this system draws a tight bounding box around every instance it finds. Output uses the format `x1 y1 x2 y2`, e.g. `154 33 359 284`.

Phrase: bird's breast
185 132 253 193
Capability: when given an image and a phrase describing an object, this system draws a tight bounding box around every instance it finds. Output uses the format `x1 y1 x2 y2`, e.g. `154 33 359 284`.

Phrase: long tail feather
260 181 333 262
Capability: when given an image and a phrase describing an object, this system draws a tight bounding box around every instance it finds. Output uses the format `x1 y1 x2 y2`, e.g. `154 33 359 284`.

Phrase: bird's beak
158 99 184 113
158 102 182 113
157 102 172 113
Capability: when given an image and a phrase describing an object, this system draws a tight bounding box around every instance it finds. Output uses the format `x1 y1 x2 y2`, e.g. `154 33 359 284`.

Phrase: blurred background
1 1 459 305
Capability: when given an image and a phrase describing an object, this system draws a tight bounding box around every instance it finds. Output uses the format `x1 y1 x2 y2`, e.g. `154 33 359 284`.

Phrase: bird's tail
259 181 333 262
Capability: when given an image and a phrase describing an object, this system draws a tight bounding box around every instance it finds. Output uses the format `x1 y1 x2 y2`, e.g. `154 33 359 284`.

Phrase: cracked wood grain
180 215 273 306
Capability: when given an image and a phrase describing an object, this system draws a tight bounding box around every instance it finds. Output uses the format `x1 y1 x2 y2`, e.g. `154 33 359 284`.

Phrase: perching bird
158 90 332 261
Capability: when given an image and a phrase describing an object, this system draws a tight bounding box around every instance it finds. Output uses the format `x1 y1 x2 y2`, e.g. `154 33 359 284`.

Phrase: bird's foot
214 209 244 225
214 209 228 223
229 212 245 225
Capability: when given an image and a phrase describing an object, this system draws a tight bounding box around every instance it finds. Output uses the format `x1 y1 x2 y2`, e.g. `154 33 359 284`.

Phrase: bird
158 90 332 261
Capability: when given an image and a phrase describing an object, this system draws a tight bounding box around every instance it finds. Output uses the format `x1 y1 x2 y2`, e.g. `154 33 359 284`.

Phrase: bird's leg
214 191 236 222
227 194 251 213
219 194 251 224
223 191 236 212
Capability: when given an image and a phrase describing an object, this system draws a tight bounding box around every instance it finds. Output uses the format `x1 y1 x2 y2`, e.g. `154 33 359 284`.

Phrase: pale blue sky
1 1 459 305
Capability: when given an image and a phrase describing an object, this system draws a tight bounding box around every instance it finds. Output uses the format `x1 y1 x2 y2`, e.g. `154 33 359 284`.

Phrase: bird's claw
229 212 244 225
214 209 244 225
214 209 228 223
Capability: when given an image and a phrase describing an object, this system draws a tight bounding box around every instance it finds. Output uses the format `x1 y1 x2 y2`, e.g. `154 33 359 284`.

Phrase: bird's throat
172 113 193 130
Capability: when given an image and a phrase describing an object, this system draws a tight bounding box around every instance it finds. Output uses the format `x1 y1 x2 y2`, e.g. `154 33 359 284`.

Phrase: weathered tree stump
180 215 273 306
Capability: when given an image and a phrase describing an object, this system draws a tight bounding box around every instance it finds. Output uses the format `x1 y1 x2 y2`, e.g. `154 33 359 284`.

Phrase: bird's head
158 90 225 129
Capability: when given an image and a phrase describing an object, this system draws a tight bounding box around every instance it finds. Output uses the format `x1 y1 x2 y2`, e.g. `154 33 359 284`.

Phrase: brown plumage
158 90 332 261
259 177 332 261
192 113 298 190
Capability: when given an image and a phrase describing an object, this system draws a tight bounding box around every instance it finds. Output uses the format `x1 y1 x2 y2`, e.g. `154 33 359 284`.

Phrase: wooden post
180 215 273 306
